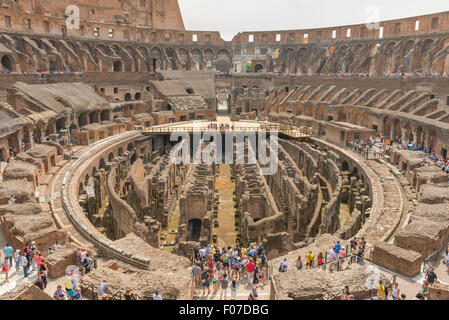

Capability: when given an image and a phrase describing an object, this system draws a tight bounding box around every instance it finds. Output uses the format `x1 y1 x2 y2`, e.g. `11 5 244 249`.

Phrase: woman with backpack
1 258 10 282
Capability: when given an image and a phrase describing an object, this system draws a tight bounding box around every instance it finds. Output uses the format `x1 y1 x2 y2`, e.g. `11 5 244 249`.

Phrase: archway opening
113 61 122 72
1 55 14 72
187 219 202 242
254 64 263 73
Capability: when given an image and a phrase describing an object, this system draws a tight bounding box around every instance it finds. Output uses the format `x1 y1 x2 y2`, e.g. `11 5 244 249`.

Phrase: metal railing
423 250 440 274
142 122 312 139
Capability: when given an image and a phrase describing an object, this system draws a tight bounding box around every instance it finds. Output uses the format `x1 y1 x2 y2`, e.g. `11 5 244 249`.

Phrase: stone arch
360 111 370 128
177 47 190 70
191 48 202 70
428 129 437 149
78 113 88 127
337 108 348 122
404 122 413 142
56 117 66 132
100 110 110 122
422 39 434 54
342 161 349 172
99 158 106 170
297 47 308 74
203 49 214 70
89 111 99 124
350 108 359 124
150 46 163 71
216 60 230 72
113 60 122 72
108 152 114 162
135 92 142 100
124 93 132 101
416 126 424 145
393 119 401 140
254 64 263 73
1 54 16 72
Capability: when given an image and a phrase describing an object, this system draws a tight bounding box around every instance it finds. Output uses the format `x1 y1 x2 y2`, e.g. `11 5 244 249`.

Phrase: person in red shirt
246 259 255 286
34 253 44 270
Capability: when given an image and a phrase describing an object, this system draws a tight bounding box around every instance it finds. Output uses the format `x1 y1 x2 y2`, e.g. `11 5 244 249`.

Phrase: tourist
192 262 201 287
212 267 220 294
306 251 314 268
39 258 48 278
241 256 249 280
253 264 260 284
415 293 424 300
124 288 137 300
34 273 45 290
421 280 429 300
23 242 31 267
201 267 211 295
3 243 13 267
248 286 258 300
40 271 48 289
342 286 351 300
48 247 54 255
70 271 80 291
65 275 75 298
153 290 163 300
7 196 15 205
30 243 37 271
296 256 303 270
98 280 108 300
13 249 21 272
317 253 323 266
230 279 238 300
71 289 82 300
425 267 438 286
53 240 62 251
219 273 229 300
259 267 266 286
246 258 256 285
279 258 287 272
21 252 29 277
54 285 65 300
377 281 387 300
83 254 93 274
391 283 400 300
1 257 10 282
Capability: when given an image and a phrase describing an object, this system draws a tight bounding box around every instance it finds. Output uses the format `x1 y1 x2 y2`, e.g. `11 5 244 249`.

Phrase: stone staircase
0 90 7 103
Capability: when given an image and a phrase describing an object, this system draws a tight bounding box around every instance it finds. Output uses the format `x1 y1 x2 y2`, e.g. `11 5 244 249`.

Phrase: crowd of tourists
192 243 267 300
285 238 367 274
0 70 84 76
347 135 449 175
0 241 62 287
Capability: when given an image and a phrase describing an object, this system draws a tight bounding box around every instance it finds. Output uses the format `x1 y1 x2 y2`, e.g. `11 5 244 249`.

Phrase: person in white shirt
98 280 108 299
153 290 163 300
54 241 62 251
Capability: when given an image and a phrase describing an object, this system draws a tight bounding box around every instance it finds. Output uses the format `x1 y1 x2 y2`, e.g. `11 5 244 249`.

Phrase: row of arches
0 34 233 73
277 36 449 75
